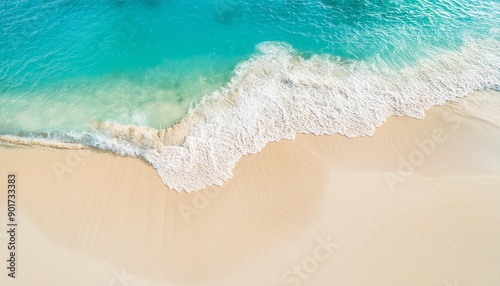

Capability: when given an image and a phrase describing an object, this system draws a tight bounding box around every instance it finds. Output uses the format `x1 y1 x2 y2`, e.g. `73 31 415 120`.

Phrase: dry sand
0 90 499 286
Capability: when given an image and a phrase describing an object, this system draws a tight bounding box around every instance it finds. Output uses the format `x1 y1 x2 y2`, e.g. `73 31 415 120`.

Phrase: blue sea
0 0 499 191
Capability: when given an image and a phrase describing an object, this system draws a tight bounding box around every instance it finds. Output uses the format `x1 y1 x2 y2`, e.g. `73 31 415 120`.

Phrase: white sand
0 90 499 286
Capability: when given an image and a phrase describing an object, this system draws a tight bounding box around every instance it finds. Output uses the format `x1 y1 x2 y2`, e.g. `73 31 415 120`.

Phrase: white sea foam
8 39 500 192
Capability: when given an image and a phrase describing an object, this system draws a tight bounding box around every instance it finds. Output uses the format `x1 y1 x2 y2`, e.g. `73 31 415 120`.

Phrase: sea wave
4 39 500 192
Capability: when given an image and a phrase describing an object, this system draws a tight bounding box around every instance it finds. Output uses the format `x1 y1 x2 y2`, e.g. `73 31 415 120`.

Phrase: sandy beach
0 90 499 286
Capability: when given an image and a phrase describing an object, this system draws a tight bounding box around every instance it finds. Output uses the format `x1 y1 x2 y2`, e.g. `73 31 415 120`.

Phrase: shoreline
0 90 499 285
1 87 499 192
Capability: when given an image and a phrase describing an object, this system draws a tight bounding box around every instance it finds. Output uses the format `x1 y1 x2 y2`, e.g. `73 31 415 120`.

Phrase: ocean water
0 0 499 191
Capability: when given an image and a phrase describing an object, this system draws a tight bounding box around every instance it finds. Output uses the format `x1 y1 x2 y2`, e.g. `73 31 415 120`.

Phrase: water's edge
2 40 499 192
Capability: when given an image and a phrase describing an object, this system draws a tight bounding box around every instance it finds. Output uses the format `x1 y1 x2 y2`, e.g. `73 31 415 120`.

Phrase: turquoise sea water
1 0 499 191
